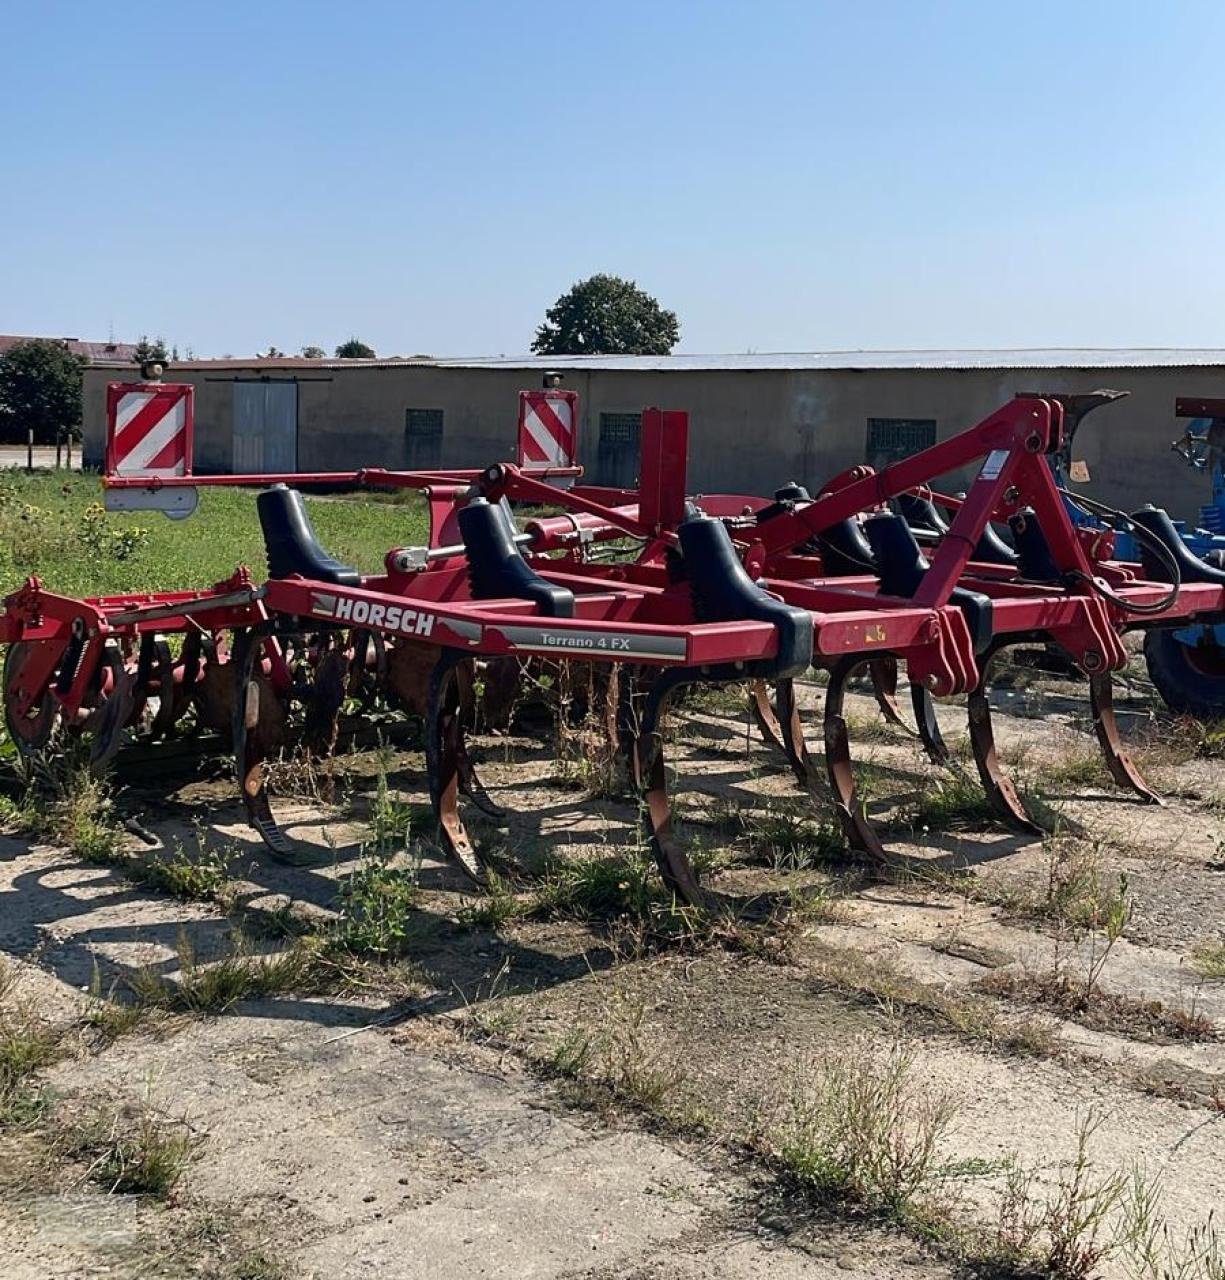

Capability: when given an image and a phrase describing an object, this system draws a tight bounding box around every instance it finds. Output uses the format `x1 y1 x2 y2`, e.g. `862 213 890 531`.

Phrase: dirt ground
1 659 1223 1279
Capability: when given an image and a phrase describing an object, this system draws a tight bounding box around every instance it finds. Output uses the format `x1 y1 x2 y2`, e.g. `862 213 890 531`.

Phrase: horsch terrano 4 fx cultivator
2 379 1223 905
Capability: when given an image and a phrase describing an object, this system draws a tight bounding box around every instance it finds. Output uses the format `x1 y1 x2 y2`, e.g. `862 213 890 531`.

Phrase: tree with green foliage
335 337 376 359
0 339 88 445
531 274 680 356
300 345 327 359
132 335 170 364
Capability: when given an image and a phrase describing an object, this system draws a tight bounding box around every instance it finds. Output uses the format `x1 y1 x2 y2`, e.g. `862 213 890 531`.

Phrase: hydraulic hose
1058 488 1181 615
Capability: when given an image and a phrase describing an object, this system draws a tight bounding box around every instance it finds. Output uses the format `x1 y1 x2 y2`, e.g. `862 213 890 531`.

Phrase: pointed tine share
1088 672 1163 805
909 682 951 766
426 652 486 883
635 670 704 906
868 657 908 730
748 677 786 752
965 678 1043 836
232 630 295 860
774 676 817 788
823 655 889 859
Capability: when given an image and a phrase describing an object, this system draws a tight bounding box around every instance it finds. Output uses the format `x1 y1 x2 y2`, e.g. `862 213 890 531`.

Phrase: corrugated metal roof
87 348 1225 374
437 348 1225 372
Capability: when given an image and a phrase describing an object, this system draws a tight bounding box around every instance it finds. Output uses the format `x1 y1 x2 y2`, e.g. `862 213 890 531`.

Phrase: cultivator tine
774 677 816 787
1088 672 1163 805
426 651 484 883
823 655 888 859
232 630 294 860
966 669 1043 836
749 678 786 752
451 661 505 817
910 683 951 765
868 658 908 730
635 670 703 906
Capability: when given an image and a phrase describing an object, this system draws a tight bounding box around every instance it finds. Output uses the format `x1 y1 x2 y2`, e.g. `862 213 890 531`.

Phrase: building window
405 408 444 437
405 407 443 468
596 411 642 487
866 417 936 469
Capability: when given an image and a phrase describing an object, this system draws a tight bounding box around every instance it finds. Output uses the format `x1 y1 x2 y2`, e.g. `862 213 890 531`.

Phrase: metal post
55 436 62 469
66 435 73 469
26 429 33 473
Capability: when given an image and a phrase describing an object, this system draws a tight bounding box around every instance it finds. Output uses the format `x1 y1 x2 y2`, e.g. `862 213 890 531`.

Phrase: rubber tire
1143 628 1225 719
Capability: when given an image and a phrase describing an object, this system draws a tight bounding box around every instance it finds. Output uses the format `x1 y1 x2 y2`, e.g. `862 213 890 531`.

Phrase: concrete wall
83 362 1225 522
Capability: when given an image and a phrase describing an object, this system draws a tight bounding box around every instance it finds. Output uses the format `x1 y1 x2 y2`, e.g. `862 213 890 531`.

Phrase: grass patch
0 974 62 1128
0 470 428 597
68 1097 197 1198
903 774 998 832
807 941 1059 1056
1190 941 1225 980
1042 744 1112 789
3 745 124 864
979 970 1216 1044
125 928 333 1015
133 841 236 907
764 1039 957 1215
707 797 845 870
456 869 532 930
544 989 688 1116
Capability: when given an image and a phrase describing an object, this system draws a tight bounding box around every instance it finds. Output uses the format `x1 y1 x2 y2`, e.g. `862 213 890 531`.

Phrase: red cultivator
4 383 1224 904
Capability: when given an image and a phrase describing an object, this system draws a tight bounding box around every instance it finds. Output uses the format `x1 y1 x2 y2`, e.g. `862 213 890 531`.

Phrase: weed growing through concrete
83 960 164 1045
1042 743 1113 790
544 989 687 1116
126 927 331 1014
1191 940 1225 980
806 942 1059 1057
331 853 423 956
766 1039 957 1215
367 745 419 855
5 743 124 864
904 773 997 833
68 1094 197 1198
134 840 237 907
0 959 62 1128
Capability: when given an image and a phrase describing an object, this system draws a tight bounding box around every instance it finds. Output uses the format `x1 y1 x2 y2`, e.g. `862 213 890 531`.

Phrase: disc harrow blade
3 641 60 756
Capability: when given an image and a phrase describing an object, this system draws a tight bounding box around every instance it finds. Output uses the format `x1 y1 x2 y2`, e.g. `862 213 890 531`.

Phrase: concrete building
82 350 1225 520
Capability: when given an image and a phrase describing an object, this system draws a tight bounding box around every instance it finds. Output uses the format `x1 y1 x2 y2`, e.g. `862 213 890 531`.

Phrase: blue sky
3 0 1224 358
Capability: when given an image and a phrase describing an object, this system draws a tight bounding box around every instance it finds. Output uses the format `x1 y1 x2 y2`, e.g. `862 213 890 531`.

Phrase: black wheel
1143 628 1225 719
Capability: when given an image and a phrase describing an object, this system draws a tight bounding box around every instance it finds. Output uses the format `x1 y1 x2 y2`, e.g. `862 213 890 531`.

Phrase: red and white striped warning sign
105 382 194 479
517 390 579 470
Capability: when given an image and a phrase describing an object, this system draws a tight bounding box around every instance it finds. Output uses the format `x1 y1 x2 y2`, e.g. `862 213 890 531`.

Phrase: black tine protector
677 515 812 678
458 498 575 617
864 512 993 655
257 485 361 585
1130 508 1225 586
